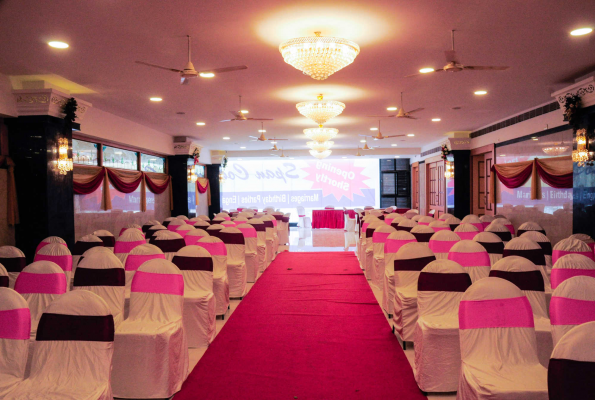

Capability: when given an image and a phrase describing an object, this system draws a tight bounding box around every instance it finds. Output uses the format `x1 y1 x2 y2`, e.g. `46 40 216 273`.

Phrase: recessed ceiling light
407 133 415 137
419 67 434 74
387 107 398 111
240 110 249 114
48 41 69 49
431 118 441 122
499 154 506 157
474 90 488 95
360 140 366 143
395 156 400 158
223 137 230 140
532 137 538 141
196 122 205 126
240 146 246 149
271 141 277 144
571 28 593 36
370 127 378 131
199 72 215 78
391 144 397 147
258 129 266 133
150 97 162 102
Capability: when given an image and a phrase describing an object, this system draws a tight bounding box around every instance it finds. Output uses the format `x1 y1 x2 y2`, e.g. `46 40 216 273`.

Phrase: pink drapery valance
195 176 212 206
311 209 345 229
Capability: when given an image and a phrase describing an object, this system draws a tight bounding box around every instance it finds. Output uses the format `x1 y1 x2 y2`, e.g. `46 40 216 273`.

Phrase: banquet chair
34 243 73 288
0 246 26 288
448 240 491 283
185 228 210 245
453 223 480 240
445 216 461 231
268 215 281 254
123 243 165 301
162 216 176 227
503 237 550 291
215 212 231 221
142 219 161 233
410 225 435 244
35 236 66 254
236 223 259 282
112 259 189 399
479 214 495 229
428 220 450 232
485 221 513 243
392 242 436 347
176 215 189 221
550 276 595 347
191 218 211 230
296 205 307 228
461 214 485 232
372 224 397 289
187 217 201 226
370 209 383 217
489 256 552 367
74 250 125 326
517 221 546 237
150 230 186 261
473 232 505 266
196 236 230 317
552 236 595 265
278 213 291 245
364 220 384 280
4 290 115 400
175 223 196 238
78 246 114 265
119 223 142 236
233 216 248 226
490 217 515 237
396 218 417 232
417 216 435 226
383 212 400 226
248 219 267 273
0 264 7 287
172 246 216 347
14 261 67 338
261 216 277 265
220 220 236 228
569 233 595 254
521 231 553 274
94 229 116 251
0 288 30 398
437 212 454 221
206 223 225 238
359 215 379 266
114 228 146 263
428 229 460 260
457 277 548 399
411 214 424 223
167 218 188 232
219 227 248 299
404 209 418 219
196 215 210 222
212 217 226 225
551 253 595 290
382 231 417 316
414 260 471 393
548 321 595 400
71 234 104 273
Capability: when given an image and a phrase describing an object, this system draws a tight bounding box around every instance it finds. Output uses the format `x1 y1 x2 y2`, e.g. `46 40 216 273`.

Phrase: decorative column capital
552 76 595 108
12 88 92 122
172 137 202 157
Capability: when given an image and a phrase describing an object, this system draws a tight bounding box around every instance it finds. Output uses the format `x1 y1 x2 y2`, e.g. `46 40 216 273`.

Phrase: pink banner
114 240 145 254
125 254 166 271
448 251 491 267
34 254 73 272
131 271 184 295
551 268 595 289
456 232 479 240
550 297 595 325
197 242 227 256
459 297 534 329
470 223 485 232
14 272 67 294
372 232 392 244
385 239 416 253
553 250 595 265
35 241 67 254
429 240 459 253
238 228 257 238
0 308 31 340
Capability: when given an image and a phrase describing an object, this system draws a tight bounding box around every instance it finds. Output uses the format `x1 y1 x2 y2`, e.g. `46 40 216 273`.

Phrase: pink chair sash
456 231 478 240
186 221 197 226
272 219 278 227
35 241 67 254
384 239 417 253
238 228 257 238
131 271 184 295
114 240 145 254
167 225 183 232
459 296 534 329
550 297 595 325
34 254 73 272
184 236 204 245
551 268 595 289
432 226 451 232
372 232 392 244
470 223 485 232
197 242 227 256
125 254 166 271
553 250 595 264
418 222 430 226
429 240 459 253
505 224 515 235
385 218 394 226
482 222 491 229
448 251 491 267
0 308 31 340
15 272 67 294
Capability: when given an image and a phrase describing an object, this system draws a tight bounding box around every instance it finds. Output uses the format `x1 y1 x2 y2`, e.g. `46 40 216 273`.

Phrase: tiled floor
180 228 456 399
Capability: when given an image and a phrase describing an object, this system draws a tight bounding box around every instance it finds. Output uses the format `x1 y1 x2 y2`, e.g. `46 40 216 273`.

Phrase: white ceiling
0 0 594 156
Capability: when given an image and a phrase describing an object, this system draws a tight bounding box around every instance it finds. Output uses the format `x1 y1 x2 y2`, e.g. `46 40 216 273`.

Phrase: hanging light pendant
296 94 345 126
279 32 360 80
307 140 334 152
303 127 338 143
309 149 332 159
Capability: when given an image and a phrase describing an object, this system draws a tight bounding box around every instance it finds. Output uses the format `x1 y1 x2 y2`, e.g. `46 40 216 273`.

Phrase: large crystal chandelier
444 161 454 179
304 127 338 143
542 143 569 156
279 32 360 80
296 94 345 126
56 138 73 175
309 149 332 159
572 129 590 167
307 140 334 152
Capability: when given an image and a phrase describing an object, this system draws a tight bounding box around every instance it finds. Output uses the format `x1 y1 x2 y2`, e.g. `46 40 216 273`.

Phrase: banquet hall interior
1 1 595 399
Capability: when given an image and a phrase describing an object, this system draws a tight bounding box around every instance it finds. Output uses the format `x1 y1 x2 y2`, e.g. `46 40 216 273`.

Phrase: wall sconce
572 129 590 167
444 160 454 179
187 166 197 183
219 172 225 183
56 137 73 175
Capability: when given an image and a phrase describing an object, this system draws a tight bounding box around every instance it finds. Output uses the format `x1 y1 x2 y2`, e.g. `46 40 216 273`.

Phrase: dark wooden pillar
573 104 595 238
452 150 471 219
207 164 221 219
168 155 191 218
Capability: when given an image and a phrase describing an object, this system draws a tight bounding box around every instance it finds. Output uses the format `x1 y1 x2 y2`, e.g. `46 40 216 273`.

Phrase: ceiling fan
249 122 286 142
368 92 424 119
135 35 248 85
359 121 406 140
405 30 510 77
271 148 287 157
221 96 274 122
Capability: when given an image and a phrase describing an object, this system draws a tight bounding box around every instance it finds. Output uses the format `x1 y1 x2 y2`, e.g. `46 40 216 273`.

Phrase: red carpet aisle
175 252 426 400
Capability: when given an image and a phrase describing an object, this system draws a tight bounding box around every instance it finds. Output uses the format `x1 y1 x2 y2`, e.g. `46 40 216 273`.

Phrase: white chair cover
457 277 547 399
414 260 472 392
221 220 236 227
479 214 495 229
552 237 595 265
569 233 595 255
184 228 210 246
504 237 550 291
191 218 211 229
490 217 516 237
392 243 436 342
428 230 460 260
551 253 595 290
111 259 189 399
196 236 229 316
461 214 485 232
150 230 186 261
448 240 491 283
410 224 435 244
364 220 384 280
445 216 461 231
396 219 417 233
0 264 7 288
141 219 161 233
176 215 189 221
0 288 30 397
261 216 277 266
248 219 267 273
215 212 231 221
145 224 167 242
167 218 188 232
218 227 247 298
197 215 210 222
175 224 195 238
0 246 26 288
521 231 553 275
517 221 546 237
474 231 505 266
411 215 423 223
383 213 400 226
296 205 307 228
438 213 454 221
114 228 146 263
35 236 66 254
172 246 216 347
236 223 259 283
34 243 73 288
71 234 104 275
4 290 115 400
486 221 513 243
404 209 419 219
428 220 450 232
417 216 435 226
454 223 479 240
118 223 142 237
550 276 595 347
372 224 396 289
490 256 552 367
359 215 379 265
162 216 176 227
123 243 165 290
382 231 417 316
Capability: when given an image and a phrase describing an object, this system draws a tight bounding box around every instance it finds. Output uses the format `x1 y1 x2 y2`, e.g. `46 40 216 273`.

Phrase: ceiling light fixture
303 127 338 143
307 140 334 152
391 144 397 147
360 139 366 143
431 118 441 122
150 97 162 102
387 107 398 111
309 149 332 159
279 32 360 80
370 127 378 131
474 90 488 95
499 154 506 157
419 67 434 74
407 133 415 137
542 143 569 156
571 28 593 36
240 146 246 149
258 129 266 133
394 156 400 158
223 137 230 140
196 122 205 126
199 72 215 78
296 94 345 126
48 41 69 49
240 110 249 114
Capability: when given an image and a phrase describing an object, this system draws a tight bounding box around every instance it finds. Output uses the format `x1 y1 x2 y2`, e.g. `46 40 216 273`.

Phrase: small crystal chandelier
307 140 334 152
572 129 590 167
542 142 569 156
309 149 332 159
279 32 360 80
187 166 197 183
296 94 345 126
444 161 454 179
56 138 73 175
303 127 338 143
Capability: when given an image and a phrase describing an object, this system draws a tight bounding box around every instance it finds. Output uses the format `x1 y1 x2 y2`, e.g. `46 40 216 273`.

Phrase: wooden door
426 159 446 218
411 163 419 210
471 145 495 216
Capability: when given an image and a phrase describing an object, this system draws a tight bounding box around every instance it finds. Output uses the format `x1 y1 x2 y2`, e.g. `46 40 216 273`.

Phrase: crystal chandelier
309 149 332 159
303 127 338 143
296 94 345 126
572 129 590 167
444 161 454 179
307 140 334 152
279 32 360 80
56 138 73 175
187 166 197 183
542 143 569 156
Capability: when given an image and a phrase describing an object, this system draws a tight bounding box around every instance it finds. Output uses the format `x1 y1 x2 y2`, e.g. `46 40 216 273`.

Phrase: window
141 153 165 173
102 145 138 170
72 139 98 165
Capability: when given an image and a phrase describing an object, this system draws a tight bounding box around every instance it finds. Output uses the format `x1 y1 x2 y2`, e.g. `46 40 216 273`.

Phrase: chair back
142 220 160 233
196 236 227 277
569 233 595 254
503 238 546 275
0 264 7 288
396 218 417 232
485 222 513 242
236 223 258 254
429 220 450 232
218 227 246 264
384 231 417 276
0 246 26 288
445 217 461 231
34 243 73 278
145 224 167 241
394 243 436 291
174 224 194 238
184 228 209 245
114 228 146 261
551 253 595 290
473 232 504 266
461 215 484 232
35 236 66 254
172 245 213 293
490 218 515 236
166 218 187 232
418 216 435 226
119 223 142 236
197 215 210 221
0 287 30 381
479 214 495 229
550 276 595 346
372 225 396 259
454 223 480 240
149 231 186 260
124 244 165 288
517 221 546 237
448 240 491 282
418 259 471 318
93 230 116 249
553 237 594 265
410 225 435 243
428 230 460 260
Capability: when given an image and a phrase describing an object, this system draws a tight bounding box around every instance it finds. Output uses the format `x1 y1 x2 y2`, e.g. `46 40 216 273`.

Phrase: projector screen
220 158 380 221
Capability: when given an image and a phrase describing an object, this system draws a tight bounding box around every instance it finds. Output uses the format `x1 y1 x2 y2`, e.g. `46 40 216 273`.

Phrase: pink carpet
175 252 426 400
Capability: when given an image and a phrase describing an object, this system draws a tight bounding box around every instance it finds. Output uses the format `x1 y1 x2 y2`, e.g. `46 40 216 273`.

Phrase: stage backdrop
220 158 380 221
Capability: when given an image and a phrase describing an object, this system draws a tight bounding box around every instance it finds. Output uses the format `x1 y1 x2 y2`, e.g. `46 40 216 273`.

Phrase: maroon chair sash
489 231 512 241
262 221 274 228
489 270 545 292
281 217 290 223
217 232 245 245
536 242 553 256
36 313 114 342
149 238 186 253
396 226 413 232
503 249 546 266
517 229 546 237
72 241 104 256
418 272 472 292
412 232 433 243
172 256 213 271
273 215 283 221
548 359 595 400
476 241 504 255
250 224 266 232
366 229 376 238
390 222 400 230
97 236 116 247
449 223 460 231
142 224 153 233
378 215 385 221
162 221 171 227
0 257 26 272
394 256 436 272
73 268 125 287
0 276 8 287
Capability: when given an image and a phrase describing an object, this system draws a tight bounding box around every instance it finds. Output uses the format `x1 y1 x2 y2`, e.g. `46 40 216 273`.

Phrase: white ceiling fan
221 96 274 122
368 92 424 119
359 120 406 140
406 30 510 77
271 148 287 157
135 35 247 85
249 122 286 142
